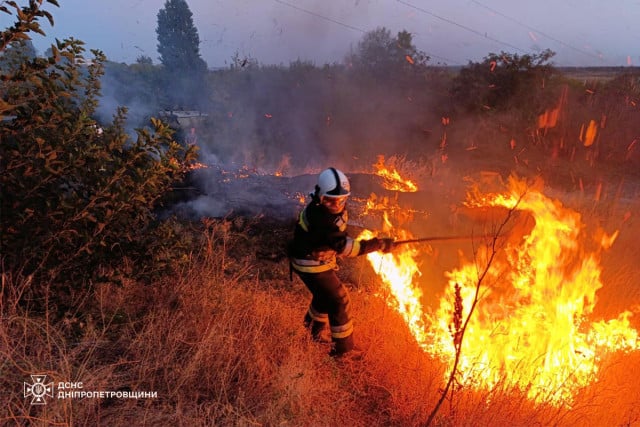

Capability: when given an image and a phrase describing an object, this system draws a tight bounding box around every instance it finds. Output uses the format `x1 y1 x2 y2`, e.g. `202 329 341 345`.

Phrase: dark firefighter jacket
288 201 383 273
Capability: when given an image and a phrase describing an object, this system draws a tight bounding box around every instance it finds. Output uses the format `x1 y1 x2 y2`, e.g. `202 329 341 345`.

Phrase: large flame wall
361 174 639 406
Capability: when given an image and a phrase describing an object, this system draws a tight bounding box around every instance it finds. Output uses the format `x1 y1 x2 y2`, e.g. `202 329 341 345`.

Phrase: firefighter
288 167 395 358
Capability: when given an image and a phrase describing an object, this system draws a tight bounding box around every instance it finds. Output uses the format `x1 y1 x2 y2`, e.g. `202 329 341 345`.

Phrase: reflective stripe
293 258 334 266
339 237 360 257
331 320 354 339
308 306 328 322
291 258 337 273
298 209 309 232
351 239 361 256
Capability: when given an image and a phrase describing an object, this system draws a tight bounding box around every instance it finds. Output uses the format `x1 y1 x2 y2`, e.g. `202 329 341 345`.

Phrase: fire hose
391 234 503 247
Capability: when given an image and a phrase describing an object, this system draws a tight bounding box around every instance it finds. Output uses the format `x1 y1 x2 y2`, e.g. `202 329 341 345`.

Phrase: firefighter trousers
295 269 354 354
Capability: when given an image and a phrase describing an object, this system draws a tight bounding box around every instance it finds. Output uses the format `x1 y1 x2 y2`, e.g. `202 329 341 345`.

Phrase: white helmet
316 167 351 198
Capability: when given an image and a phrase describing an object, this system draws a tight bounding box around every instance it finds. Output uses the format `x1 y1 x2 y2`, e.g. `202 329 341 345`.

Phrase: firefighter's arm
339 237 394 257
325 231 348 253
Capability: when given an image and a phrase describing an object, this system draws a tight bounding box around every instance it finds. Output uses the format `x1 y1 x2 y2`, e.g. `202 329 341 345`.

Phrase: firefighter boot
303 313 331 343
329 334 362 360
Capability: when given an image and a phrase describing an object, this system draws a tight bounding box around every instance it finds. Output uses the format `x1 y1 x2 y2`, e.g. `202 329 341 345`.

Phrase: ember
187 161 208 171
580 119 599 147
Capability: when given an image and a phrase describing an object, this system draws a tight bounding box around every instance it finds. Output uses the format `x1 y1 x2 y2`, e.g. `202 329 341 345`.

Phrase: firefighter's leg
314 270 354 355
298 270 355 355
298 272 330 342
303 306 330 343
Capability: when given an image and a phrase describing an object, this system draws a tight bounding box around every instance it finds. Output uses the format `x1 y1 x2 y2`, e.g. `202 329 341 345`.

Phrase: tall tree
156 0 208 109
156 0 207 73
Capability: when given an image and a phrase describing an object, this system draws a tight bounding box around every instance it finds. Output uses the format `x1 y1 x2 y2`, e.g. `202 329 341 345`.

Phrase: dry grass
2 201 640 426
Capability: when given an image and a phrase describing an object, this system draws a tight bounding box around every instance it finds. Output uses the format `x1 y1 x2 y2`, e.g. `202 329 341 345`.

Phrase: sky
4 0 639 67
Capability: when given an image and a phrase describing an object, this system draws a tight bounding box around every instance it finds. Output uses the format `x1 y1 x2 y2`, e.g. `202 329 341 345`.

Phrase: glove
379 238 395 253
361 237 395 255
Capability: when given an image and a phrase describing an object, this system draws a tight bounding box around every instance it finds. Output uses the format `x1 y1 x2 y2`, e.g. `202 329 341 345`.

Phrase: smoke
173 65 450 218
206 68 444 166
96 56 461 221
95 67 159 137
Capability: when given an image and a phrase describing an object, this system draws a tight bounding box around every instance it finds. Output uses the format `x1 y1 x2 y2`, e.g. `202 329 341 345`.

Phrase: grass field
557 66 640 82
3 156 640 426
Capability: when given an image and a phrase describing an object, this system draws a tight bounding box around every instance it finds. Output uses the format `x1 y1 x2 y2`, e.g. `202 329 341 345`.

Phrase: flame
360 227 428 344
361 175 639 406
373 155 418 192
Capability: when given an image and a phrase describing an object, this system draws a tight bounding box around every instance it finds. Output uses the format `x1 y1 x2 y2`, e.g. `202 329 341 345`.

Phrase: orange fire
373 155 418 192
360 175 639 406
361 227 428 343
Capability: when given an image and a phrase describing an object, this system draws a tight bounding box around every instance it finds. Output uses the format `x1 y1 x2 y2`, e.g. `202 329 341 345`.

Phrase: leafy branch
0 0 58 51
1 1 198 313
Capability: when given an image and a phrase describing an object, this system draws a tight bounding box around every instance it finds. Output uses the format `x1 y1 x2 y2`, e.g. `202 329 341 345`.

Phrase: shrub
450 49 558 122
0 2 198 312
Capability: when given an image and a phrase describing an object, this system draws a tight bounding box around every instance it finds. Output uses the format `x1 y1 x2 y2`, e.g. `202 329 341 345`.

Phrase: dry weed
2 212 640 426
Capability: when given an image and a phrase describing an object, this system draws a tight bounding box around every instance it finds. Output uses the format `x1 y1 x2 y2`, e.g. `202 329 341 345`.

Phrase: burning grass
358 174 640 419
3 192 640 426
0 173 640 426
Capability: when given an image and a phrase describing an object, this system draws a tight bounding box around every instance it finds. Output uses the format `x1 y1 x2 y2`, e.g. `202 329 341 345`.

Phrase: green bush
0 2 198 310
